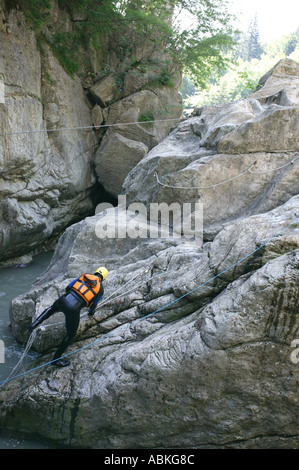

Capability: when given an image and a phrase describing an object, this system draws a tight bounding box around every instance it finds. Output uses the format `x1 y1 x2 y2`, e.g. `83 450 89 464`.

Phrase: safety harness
72 274 101 307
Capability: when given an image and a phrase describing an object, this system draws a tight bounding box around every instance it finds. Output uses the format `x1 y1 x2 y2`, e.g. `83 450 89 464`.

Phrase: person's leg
27 298 62 331
52 309 80 367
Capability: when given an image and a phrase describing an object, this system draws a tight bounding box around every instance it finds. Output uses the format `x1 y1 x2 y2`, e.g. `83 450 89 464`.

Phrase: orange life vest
72 274 101 307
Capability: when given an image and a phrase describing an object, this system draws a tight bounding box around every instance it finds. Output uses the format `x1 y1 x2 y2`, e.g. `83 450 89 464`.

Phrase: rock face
123 59 299 240
1 59 299 449
94 86 182 198
0 0 182 264
0 2 98 264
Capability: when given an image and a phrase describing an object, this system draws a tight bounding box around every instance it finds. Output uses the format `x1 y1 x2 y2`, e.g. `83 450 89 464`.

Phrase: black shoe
53 359 70 367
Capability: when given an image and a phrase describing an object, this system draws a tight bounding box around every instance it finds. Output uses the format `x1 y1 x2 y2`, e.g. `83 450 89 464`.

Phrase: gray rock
94 90 182 197
89 74 119 107
0 5 97 263
2 191 299 448
0 1 183 264
95 133 149 197
91 105 104 128
217 59 299 154
123 59 299 239
1 211 299 448
218 106 299 154
252 58 299 106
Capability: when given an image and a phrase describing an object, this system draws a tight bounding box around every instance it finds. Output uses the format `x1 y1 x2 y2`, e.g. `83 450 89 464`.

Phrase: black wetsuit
44 293 84 362
28 277 104 364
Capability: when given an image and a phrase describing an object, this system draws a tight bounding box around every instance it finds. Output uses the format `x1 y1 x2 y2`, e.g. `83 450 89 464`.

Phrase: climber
26 267 109 367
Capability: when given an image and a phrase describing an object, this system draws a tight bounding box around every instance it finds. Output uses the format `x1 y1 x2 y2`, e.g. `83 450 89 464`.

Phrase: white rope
155 154 299 191
248 154 299 174
0 330 37 389
0 265 167 387
94 265 152 311
93 265 169 313
0 118 180 137
154 162 257 190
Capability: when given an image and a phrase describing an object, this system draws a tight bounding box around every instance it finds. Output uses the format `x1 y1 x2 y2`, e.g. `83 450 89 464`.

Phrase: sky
229 0 299 43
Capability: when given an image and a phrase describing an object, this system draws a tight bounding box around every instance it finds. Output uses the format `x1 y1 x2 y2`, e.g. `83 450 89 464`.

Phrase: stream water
0 252 58 449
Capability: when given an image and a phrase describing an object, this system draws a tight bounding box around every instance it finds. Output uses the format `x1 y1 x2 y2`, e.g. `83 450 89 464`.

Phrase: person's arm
88 284 104 315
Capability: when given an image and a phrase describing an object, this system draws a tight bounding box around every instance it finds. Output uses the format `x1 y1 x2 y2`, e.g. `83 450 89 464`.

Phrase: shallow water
0 252 57 449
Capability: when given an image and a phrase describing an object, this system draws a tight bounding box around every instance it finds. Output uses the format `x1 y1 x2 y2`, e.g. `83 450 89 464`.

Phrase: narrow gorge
0 0 299 450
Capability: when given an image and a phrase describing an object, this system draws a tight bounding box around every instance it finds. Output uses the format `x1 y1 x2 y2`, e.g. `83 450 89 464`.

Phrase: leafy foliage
18 0 51 31
167 0 237 87
50 32 82 77
183 28 299 111
138 110 155 123
17 0 237 86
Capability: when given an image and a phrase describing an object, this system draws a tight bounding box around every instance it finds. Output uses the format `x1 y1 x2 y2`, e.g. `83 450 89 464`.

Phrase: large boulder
217 59 299 153
218 106 299 154
94 132 148 197
251 58 299 105
94 89 182 198
123 59 299 239
89 74 120 107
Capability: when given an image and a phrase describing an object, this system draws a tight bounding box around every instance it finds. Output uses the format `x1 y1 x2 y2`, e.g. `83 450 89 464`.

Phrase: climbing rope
0 330 37 390
92 265 170 316
154 161 257 190
0 118 181 137
96 265 152 308
248 154 299 174
154 153 299 191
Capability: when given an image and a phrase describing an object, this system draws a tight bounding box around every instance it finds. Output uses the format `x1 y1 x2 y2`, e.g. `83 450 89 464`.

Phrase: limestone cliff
0 0 182 264
0 59 298 449
0 0 97 263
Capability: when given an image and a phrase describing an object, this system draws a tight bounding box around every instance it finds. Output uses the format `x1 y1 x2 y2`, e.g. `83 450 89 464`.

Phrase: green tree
181 74 197 100
284 28 299 56
247 14 263 61
18 0 237 86
17 0 51 31
235 14 263 62
183 27 299 110
289 43 299 62
166 0 237 88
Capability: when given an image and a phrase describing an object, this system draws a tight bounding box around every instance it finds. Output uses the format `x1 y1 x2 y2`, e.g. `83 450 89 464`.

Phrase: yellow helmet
94 266 108 280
